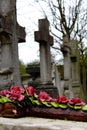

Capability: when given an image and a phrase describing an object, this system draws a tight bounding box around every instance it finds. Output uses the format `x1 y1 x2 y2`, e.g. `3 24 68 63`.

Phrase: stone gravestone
70 40 82 98
54 65 62 96
0 0 25 90
61 35 82 98
34 18 58 97
61 35 73 98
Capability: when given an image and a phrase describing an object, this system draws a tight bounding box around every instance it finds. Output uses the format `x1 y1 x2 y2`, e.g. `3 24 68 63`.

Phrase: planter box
27 106 87 121
1 103 87 121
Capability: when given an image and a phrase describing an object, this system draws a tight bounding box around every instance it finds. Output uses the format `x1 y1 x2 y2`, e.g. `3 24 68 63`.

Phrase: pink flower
68 98 85 106
10 86 24 94
0 90 11 97
25 86 36 97
18 95 25 101
57 96 68 104
38 91 52 102
10 86 25 101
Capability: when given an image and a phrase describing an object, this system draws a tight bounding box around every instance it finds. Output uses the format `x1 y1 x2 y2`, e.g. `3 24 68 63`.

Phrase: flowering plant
68 97 85 109
0 86 87 111
0 86 26 107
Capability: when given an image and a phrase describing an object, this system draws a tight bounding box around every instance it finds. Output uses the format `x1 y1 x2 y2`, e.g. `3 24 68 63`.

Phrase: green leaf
0 98 3 103
33 100 42 106
82 105 87 111
59 104 68 109
29 97 35 104
74 105 82 110
50 102 59 108
42 101 52 107
68 103 74 109
0 96 11 103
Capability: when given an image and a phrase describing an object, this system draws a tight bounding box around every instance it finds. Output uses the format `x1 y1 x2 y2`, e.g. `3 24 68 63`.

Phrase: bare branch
70 0 83 33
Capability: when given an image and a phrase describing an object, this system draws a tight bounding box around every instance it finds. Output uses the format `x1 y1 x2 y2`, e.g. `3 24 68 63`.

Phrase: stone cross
34 18 53 84
34 18 58 97
0 0 25 90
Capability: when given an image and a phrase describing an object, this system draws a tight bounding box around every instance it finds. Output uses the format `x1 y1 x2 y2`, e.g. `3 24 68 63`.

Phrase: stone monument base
28 81 58 97
36 83 58 97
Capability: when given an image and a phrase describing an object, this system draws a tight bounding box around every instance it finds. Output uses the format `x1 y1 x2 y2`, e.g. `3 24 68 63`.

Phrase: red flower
0 90 11 97
38 91 52 102
10 86 25 101
57 96 68 104
25 86 36 97
68 98 85 106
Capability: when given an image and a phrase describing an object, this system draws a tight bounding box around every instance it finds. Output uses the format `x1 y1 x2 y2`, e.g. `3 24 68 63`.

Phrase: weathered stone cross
34 18 53 84
0 0 25 90
34 18 58 97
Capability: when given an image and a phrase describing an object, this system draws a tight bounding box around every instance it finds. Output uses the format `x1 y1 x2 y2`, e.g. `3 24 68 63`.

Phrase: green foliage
50 102 59 108
82 105 87 111
19 60 26 76
0 96 12 103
